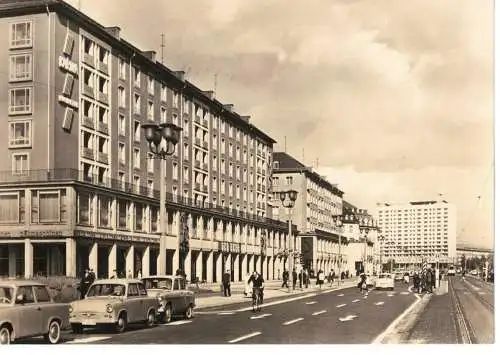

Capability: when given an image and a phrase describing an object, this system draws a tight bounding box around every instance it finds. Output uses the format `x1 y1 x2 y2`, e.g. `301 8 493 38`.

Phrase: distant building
377 200 457 268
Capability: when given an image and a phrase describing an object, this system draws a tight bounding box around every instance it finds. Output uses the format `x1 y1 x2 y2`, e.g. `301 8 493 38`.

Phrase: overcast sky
71 0 494 249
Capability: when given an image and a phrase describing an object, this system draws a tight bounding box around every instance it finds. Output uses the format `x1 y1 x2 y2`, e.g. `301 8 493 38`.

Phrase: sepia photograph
0 0 495 349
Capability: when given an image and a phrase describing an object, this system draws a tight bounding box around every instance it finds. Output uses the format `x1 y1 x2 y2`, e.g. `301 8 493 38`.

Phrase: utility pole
214 73 218 98
160 34 165 64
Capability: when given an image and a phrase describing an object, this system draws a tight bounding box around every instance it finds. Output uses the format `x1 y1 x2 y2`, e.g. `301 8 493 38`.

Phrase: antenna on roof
214 73 218 99
78 0 81 10
302 148 305 162
160 33 165 64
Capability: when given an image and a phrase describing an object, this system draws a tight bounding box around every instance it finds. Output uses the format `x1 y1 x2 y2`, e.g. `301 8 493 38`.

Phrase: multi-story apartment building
377 200 457 269
342 201 377 276
0 0 295 282
271 152 347 274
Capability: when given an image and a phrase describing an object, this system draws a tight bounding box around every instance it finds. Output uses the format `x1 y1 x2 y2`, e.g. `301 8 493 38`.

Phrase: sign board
74 230 159 244
0 230 68 238
219 241 241 254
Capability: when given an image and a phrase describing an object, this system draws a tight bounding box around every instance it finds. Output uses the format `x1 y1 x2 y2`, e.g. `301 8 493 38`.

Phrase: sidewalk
196 280 358 309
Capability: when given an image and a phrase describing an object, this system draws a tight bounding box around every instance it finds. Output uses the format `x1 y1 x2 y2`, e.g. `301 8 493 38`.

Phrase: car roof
92 278 143 284
0 280 45 287
141 275 181 279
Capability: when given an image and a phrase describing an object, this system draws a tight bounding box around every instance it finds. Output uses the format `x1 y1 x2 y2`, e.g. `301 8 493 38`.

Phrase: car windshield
141 278 173 290
87 283 126 297
0 287 13 303
379 274 391 279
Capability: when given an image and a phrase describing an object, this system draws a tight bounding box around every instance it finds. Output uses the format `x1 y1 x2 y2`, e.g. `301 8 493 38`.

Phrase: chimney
203 90 215 100
223 104 234 112
174 70 185 81
104 26 121 40
142 50 156 61
240 115 251 123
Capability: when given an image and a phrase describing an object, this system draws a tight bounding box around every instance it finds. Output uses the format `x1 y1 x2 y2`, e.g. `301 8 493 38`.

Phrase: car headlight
68 305 73 313
105 304 113 313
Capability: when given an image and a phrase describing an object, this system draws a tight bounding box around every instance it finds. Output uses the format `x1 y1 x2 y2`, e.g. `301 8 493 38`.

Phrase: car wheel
146 310 156 327
184 305 194 320
0 326 11 345
115 313 127 333
164 304 173 323
44 320 61 344
71 324 83 334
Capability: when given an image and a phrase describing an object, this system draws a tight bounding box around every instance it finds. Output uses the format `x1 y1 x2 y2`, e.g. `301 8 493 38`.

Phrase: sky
70 0 494 249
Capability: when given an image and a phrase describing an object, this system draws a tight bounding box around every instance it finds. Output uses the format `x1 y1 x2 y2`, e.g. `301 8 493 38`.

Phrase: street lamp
360 227 369 274
142 122 182 275
377 235 385 274
333 215 344 287
279 189 298 292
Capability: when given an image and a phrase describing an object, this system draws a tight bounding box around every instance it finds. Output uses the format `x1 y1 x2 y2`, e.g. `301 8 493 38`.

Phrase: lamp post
333 215 344 287
377 235 385 274
142 122 182 276
279 189 298 292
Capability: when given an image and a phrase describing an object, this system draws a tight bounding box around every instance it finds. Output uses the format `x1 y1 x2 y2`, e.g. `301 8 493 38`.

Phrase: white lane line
400 292 410 295
479 291 486 295
312 310 327 316
163 320 193 326
352 299 360 303
236 293 316 312
363 296 368 299
339 315 358 322
305 301 317 305
66 336 111 344
374 302 385 306
336 303 347 308
218 312 235 315
228 331 262 344
338 294 344 297
250 313 272 320
283 317 304 325
388 294 395 297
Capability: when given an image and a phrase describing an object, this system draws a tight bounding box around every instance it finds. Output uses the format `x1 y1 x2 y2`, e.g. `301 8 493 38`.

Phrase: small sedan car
375 273 395 290
141 275 195 323
69 279 158 333
0 280 69 344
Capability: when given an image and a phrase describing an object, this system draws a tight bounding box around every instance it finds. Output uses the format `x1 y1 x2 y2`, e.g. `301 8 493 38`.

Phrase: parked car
141 275 195 323
447 268 456 276
69 279 158 333
0 280 69 344
394 272 404 282
365 274 375 288
470 270 478 276
375 273 395 290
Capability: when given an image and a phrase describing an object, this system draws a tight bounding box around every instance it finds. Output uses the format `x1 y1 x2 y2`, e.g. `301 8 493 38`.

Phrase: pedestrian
317 269 325 289
137 269 142 279
298 269 303 289
222 269 231 297
426 267 433 293
127 270 133 278
281 270 289 289
413 272 420 293
110 269 117 279
305 270 310 288
79 269 90 299
292 268 298 290
88 268 96 285
358 273 368 295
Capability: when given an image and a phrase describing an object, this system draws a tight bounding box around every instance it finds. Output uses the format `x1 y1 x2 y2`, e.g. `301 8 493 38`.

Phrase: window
10 22 32 48
0 193 20 224
138 283 147 296
147 180 154 195
148 76 154 94
147 153 154 173
134 93 141 114
117 200 128 229
118 114 126 135
286 176 293 185
38 191 60 223
9 87 32 115
119 58 127 79
118 86 126 107
135 203 143 231
127 283 139 297
9 54 32 81
119 143 125 163
147 100 154 120
78 191 93 225
134 121 140 141
133 148 140 169
16 286 35 304
134 68 141 87
161 85 167 102
99 195 111 227
161 106 167 123
12 153 29 175
34 286 50 302
9 121 31 147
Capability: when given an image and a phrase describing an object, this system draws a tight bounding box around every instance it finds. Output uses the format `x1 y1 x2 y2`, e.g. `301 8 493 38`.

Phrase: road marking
283 317 304 325
463 291 471 295
336 303 347 308
312 310 327 316
479 291 486 295
228 331 262 344
363 295 368 299
163 320 193 326
352 299 360 303
218 312 235 315
375 302 385 306
338 294 344 297
66 336 112 344
235 293 316 312
388 294 394 297
339 315 358 322
305 301 317 305
250 313 272 320
400 292 410 295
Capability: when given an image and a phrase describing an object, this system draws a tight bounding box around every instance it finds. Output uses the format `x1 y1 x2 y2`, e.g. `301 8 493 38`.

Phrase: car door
137 282 151 319
126 283 141 323
171 279 183 314
13 286 40 339
178 278 188 310
33 285 53 335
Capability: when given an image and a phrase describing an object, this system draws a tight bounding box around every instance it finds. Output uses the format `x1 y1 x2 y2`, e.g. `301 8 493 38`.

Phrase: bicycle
252 287 263 312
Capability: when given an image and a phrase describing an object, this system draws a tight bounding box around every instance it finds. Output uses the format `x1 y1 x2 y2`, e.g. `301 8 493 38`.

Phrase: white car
366 275 375 288
375 273 395 290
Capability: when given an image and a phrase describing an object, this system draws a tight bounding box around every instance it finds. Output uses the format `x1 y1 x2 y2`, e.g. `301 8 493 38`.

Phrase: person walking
292 268 298 291
222 269 231 297
88 268 96 285
79 269 90 299
298 269 303 289
358 273 368 295
317 269 325 289
281 270 289 289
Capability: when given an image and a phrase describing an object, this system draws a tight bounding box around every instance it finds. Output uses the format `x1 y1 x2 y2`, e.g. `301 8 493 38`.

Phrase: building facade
0 0 295 282
271 152 348 275
376 200 457 269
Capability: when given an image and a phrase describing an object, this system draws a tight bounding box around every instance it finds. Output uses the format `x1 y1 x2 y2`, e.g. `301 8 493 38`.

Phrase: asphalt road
450 275 494 344
16 282 417 344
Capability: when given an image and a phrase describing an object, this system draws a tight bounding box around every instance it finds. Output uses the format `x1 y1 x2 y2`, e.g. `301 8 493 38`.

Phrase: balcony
82 116 94 129
81 147 94 160
203 141 208 149
203 185 208 194
195 182 201 191
97 61 109 75
97 121 109 135
202 119 208 128
202 163 208 171
195 138 201 147
195 161 201 169
97 92 108 105
83 53 95 67
97 152 109 164
195 115 201 124
82 84 94 98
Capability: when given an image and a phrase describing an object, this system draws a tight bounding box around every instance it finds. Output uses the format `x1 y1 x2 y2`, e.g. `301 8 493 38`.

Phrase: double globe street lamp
142 122 182 275
279 189 298 292
333 215 343 287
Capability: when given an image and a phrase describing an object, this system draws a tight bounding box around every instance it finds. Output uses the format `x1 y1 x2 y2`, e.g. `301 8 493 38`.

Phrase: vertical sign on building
58 31 78 132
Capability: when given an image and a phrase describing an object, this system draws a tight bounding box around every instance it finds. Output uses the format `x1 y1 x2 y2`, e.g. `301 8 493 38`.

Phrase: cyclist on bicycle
248 271 264 305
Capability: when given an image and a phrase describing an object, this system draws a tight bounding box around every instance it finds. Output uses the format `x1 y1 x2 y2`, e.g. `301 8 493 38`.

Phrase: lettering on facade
58 94 78 110
0 230 66 238
219 241 241 254
74 230 158 244
58 56 78 76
